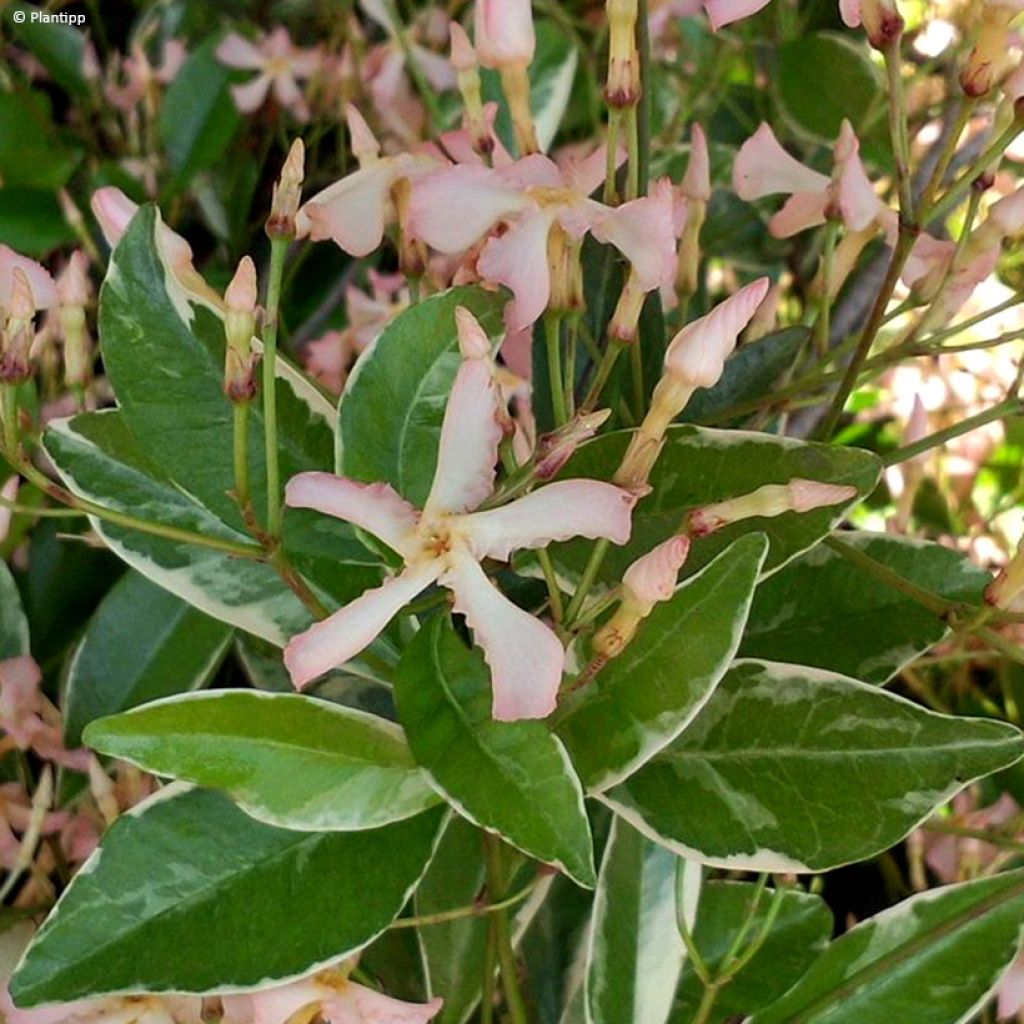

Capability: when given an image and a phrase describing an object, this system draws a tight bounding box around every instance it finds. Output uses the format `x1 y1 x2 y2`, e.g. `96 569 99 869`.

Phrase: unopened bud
605 0 641 108
500 64 540 156
474 0 535 71
688 479 858 536
268 139 305 239
449 21 477 73
547 225 584 314
57 253 93 389
985 543 1024 610
224 257 259 402
346 105 380 168
861 0 903 49
744 283 781 341
608 273 646 343
1 270 36 382
455 305 491 360
536 409 611 479
961 3 1014 97
451 23 493 158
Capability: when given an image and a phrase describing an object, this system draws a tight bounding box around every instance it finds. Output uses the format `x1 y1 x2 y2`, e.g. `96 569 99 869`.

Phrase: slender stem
921 819 1024 852
390 880 535 930
1 386 19 455
882 39 915 219
625 106 640 200
483 834 529 1024
565 538 611 625
604 111 621 205
545 313 568 426
481 918 498 1024
581 340 625 413
918 98 976 216
719 874 768 967
233 401 252 516
0 494 83 518
261 238 289 539
883 398 1023 466
536 548 565 624
975 626 1024 669
815 221 840 358
636 0 652 197
817 224 917 440
692 983 721 1024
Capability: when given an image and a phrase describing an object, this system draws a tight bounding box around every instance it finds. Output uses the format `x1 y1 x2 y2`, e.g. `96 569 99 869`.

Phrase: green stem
691 983 721 1024
636 0 652 197
883 398 1023 466
536 548 565 624
565 538 611 626
814 222 840 359
233 401 252 517
625 106 640 200
1 386 19 455
545 313 569 426
390 880 536 930
481 917 498 1024
581 340 626 413
604 111 621 205
261 238 289 539
483 834 529 1024
882 39 915 219
921 819 1024 853
917 98 976 216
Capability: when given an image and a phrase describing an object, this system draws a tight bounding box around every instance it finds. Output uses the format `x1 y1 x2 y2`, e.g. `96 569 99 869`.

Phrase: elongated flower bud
0 269 36 382
605 0 641 108
268 139 305 239
474 0 535 70
57 252 93 390
346 104 380 168
961 2 1017 97
985 542 1024 610
677 125 711 297
593 536 690 659
450 23 492 157
536 409 610 480
688 479 857 537
224 257 258 402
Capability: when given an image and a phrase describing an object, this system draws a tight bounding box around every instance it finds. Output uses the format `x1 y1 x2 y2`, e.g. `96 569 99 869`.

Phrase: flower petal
216 33 267 70
344 984 443 1023
284 564 439 690
231 74 272 114
285 472 419 555
443 554 563 721
733 123 829 200
408 166 527 254
299 163 398 256
461 480 636 561
0 246 56 311
834 120 882 232
477 208 554 332
768 190 829 237
704 0 772 30
425 358 504 516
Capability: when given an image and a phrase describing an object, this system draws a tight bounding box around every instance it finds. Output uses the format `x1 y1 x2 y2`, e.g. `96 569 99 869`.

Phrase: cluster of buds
615 278 769 490
687 479 858 536
474 0 538 155
267 139 306 239
605 0 641 108
592 535 691 661
223 257 259 403
960 0 1023 97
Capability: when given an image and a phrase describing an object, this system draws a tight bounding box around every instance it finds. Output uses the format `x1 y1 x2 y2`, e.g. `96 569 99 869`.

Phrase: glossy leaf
6 3 89 97
84 691 440 831
671 881 832 1023
339 286 508 507
751 869 1024 1024
395 617 596 888
63 570 233 747
0 561 29 660
585 816 685 1024
602 659 1024 872
9 787 446 1005
553 425 880 587
741 532 991 684
0 90 78 190
555 533 768 792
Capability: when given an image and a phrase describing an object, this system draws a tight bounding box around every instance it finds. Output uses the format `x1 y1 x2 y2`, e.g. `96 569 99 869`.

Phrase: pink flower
217 28 321 122
284 308 636 720
1 986 203 1024
105 39 187 112
622 535 691 609
221 964 441 1024
733 121 892 239
474 0 536 69
0 246 56 313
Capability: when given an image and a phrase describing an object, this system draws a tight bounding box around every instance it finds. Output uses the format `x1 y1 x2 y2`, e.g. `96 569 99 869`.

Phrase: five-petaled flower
283 308 636 721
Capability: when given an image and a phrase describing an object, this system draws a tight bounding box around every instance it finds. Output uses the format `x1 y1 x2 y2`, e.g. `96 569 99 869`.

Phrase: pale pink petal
733 123 829 200
449 22 477 72
272 73 310 122
477 208 554 332
591 180 677 290
408 166 527 254
557 144 622 196
768 190 829 237
411 42 457 91
999 957 1024 1019
443 554 562 721
623 535 691 605
839 0 862 26
834 121 882 231
0 246 56 311
227 979 324 1024
346 104 381 164
335 984 443 1024
285 473 419 555
216 33 267 70
425 358 504 516
284 564 439 689
300 163 397 256
704 0 773 30
902 232 954 288
231 74 272 114
496 153 564 189
90 187 138 248
289 48 323 79
0 988 102 1024
665 277 771 387
682 124 711 202
461 480 636 561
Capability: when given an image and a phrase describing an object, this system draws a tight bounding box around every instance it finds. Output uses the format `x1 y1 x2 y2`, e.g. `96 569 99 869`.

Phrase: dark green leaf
0 561 29 660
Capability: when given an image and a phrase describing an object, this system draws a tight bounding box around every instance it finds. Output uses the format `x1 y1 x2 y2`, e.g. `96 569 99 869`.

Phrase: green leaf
395 617 596 888
776 33 884 145
415 815 490 1024
9 787 445 1005
0 189 76 257
6 4 89 97
671 881 832 1024
43 411 317 643
63 570 233 747
741 532 991 684
339 286 508 507
750 869 1024 1024
0 561 29 659
683 328 807 425
585 816 685 1024
0 90 78 190
555 534 768 792
85 691 440 831
553 425 880 587
602 659 1024 872
159 38 244 194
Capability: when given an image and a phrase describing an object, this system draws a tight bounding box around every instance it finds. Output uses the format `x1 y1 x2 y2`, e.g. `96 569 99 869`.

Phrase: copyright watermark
11 9 87 25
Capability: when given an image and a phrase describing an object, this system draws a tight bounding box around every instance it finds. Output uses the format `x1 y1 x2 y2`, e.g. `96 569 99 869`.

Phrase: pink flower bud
681 124 711 203
787 479 859 513
449 21 478 72
455 306 491 360
623 535 691 608
90 186 138 248
8 269 36 322
689 479 857 536
57 252 91 308
474 0 535 69
269 138 306 238
225 256 258 315
536 409 611 479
